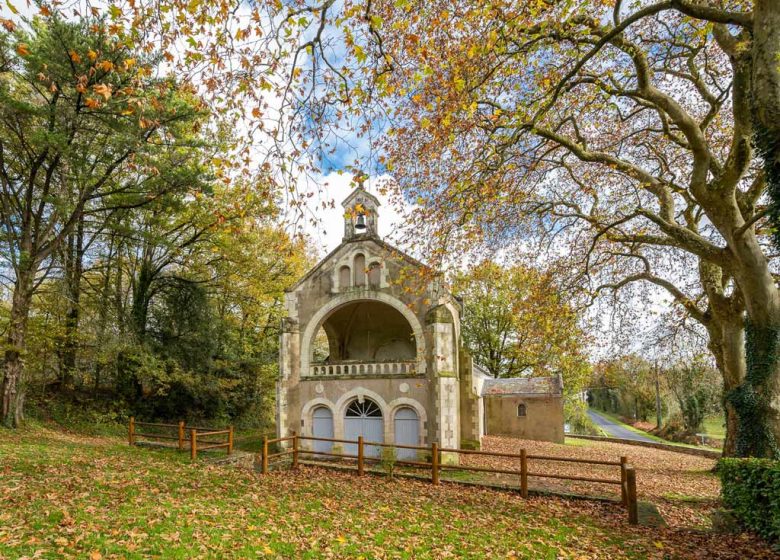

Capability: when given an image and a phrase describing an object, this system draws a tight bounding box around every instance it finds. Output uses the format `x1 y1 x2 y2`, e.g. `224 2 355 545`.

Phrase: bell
355 214 367 232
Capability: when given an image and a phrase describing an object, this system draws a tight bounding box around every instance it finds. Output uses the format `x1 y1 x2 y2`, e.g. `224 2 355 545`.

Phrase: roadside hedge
719 458 780 542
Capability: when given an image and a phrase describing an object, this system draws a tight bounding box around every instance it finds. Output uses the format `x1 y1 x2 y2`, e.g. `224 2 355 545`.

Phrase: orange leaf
98 60 114 72
84 97 101 109
69 50 81 63
16 43 30 56
39 5 51 16
93 83 112 100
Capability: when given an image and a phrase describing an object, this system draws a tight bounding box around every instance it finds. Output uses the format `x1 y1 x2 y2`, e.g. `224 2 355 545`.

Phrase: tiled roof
480 375 563 397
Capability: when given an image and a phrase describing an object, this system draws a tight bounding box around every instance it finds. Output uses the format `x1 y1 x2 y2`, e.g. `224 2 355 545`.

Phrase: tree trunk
61 214 85 388
131 260 155 341
1 271 34 428
707 318 747 457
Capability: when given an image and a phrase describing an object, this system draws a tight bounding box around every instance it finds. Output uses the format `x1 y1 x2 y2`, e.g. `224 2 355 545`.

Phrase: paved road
587 409 656 443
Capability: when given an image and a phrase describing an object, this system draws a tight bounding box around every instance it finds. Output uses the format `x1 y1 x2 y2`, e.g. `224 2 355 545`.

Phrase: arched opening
394 407 420 459
354 254 366 286
344 398 383 457
310 300 416 366
517 403 527 417
339 265 351 289
368 262 381 287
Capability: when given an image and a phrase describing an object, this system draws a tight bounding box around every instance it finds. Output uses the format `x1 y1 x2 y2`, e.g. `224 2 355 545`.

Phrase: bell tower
342 174 380 240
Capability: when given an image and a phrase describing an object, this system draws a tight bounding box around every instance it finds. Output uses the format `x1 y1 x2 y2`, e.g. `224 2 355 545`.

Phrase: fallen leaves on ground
463 436 721 529
0 427 776 559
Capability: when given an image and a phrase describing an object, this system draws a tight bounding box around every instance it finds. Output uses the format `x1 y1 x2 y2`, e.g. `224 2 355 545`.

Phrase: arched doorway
344 398 383 458
312 406 334 454
394 407 420 460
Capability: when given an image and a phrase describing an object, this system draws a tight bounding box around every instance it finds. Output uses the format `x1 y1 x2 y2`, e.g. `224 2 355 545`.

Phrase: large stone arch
300 292 427 376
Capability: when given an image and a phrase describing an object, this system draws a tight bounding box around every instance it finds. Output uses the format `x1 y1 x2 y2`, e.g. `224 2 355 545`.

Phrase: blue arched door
312 406 334 454
344 399 383 458
394 407 420 460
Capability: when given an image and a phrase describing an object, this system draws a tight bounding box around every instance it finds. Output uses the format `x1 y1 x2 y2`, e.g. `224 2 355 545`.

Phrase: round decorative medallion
399 382 410 394
315 383 324 394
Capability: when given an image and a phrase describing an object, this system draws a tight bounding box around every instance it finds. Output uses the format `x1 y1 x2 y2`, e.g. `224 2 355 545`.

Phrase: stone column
277 316 299 444
428 307 460 463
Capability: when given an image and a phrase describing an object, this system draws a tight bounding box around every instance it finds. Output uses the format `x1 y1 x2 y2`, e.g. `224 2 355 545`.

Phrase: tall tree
0 13 208 426
453 261 589 384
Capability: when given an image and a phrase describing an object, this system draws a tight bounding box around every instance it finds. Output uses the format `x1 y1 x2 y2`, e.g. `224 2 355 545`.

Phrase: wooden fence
128 417 233 460
259 433 639 525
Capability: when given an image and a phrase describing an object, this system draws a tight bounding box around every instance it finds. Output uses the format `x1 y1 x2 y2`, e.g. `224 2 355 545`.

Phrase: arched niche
354 254 366 287
301 293 427 375
309 300 415 363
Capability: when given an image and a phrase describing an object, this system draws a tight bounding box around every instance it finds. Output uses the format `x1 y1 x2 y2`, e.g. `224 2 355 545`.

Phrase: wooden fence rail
128 417 233 460
259 434 639 525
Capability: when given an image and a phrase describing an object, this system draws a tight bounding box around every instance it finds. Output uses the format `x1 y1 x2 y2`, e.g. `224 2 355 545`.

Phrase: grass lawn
0 426 775 559
701 415 727 440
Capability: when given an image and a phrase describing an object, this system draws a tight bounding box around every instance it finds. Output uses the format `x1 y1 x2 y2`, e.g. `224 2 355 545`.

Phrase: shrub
565 399 601 436
719 458 780 543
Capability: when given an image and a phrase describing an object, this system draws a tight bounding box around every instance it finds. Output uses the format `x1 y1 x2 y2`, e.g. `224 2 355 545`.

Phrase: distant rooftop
480 375 563 397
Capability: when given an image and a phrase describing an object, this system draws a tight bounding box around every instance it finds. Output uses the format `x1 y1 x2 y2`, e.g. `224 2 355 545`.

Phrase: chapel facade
277 184 563 459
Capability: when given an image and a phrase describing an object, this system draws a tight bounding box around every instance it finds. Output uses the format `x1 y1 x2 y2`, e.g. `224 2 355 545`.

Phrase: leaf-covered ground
1 427 777 559
462 437 722 529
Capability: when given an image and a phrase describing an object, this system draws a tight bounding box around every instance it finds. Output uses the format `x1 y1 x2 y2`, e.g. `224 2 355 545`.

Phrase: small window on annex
517 403 527 417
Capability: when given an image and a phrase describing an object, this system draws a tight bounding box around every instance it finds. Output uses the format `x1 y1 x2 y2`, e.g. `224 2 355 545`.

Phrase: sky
291 171 408 256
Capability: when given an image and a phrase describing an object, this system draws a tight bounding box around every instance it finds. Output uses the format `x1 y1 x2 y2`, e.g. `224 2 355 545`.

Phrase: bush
719 458 780 543
565 399 601 436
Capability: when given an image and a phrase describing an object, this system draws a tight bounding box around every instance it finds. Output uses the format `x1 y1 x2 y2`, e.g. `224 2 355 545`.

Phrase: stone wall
484 395 564 443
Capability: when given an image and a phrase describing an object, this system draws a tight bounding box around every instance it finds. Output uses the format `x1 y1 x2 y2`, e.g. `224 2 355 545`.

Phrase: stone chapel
277 183 564 460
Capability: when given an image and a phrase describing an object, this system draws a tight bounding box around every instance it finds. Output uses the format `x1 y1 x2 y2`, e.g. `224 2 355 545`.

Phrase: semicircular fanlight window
345 398 382 418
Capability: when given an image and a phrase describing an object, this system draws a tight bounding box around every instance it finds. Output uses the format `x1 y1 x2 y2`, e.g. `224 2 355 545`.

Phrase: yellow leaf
87 49 98 61
336 535 347 544
90 551 102 560
123 58 136 70
263 546 273 554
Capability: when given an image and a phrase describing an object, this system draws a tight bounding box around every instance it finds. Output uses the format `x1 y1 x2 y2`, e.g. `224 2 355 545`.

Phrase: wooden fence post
431 442 440 485
190 429 197 461
261 436 269 475
178 421 185 451
128 417 135 446
292 431 298 469
520 449 528 498
228 426 234 455
357 436 364 476
626 467 638 525
620 456 628 506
